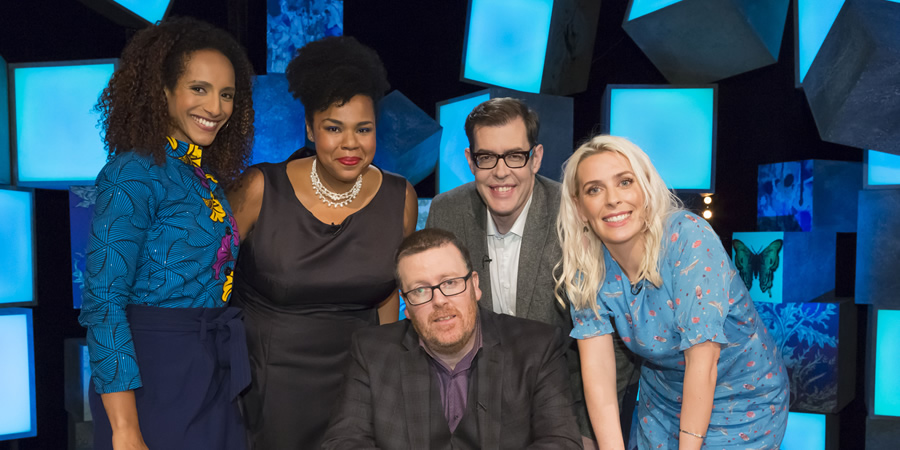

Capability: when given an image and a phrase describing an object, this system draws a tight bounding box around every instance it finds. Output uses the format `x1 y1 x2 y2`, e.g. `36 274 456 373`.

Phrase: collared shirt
420 320 483 433
485 190 534 316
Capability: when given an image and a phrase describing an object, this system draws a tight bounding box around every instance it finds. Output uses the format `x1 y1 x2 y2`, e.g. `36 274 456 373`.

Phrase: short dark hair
285 36 390 126
394 228 473 286
464 97 540 149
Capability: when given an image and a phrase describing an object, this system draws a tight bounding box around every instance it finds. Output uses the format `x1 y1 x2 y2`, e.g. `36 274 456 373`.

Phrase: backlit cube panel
0 308 37 440
782 412 826 450
626 0 682 20
605 86 716 192
0 188 35 306
110 0 170 24
874 309 900 417
12 60 115 188
436 92 490 193
795 0 845 83
866 149 900 188
462 0 553 93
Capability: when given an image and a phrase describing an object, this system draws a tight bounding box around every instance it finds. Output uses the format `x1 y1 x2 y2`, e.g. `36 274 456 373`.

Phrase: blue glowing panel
627 0 682 20
758 160 813 231
0 54 9 185
0 189 35 306
267 0 344 74
782 412 826 450
462 0 553 93
416 198 432 231
111 0 170 24
606 86 716 192
12 61 114 188
875 309 900 416
732 231 784 304
797 0 845 83
866 150 900 187
69 186 97 309
436 92 490 193
375 91 441 186
0 309 37 441
251 74 306 165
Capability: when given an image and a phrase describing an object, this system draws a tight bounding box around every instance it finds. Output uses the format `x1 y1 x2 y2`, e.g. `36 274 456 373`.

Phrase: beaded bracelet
680 429 706 439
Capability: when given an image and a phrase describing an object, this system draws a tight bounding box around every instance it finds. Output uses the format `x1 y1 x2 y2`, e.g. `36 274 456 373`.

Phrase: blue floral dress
571 212 789 449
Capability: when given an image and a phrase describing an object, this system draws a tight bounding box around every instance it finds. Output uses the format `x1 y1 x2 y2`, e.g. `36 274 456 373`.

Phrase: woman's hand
111 427 149 450
578 334 625 450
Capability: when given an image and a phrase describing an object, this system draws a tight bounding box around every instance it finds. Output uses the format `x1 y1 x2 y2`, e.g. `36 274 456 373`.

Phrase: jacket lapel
401 326 433 449
516 178 550 318
466 188 494 312
477 311 503 449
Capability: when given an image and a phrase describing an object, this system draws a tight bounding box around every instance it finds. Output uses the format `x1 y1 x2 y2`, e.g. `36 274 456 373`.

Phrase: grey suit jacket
320 309 582 450
426 175 638 437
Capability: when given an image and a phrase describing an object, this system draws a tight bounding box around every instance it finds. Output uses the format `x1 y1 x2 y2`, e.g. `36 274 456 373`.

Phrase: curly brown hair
96 17 254 188
285 36 389 126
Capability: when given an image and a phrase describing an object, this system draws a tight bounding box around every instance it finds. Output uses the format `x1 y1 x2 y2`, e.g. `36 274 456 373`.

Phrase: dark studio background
0 0 867 448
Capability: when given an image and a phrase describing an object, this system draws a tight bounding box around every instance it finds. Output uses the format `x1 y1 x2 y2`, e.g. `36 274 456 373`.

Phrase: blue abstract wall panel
0 54 10 185
803 0 900 155
732 231 835 304
251 74 306 166
756 298 856 414
11 60 114 188
0 308 37 440
267 0 343 74
874 309 900 417
374 91 441 186
69 186 97 309
757 160 861 233
436 88 573 193
865 149 900 188
436 91 489 193
604 86 716 192
622 0 790 83
795 0 846 84
855 189 900 305
64 338 92 421
0 188 35 306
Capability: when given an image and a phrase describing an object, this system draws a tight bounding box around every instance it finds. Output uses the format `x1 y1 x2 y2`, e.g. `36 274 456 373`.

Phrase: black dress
232 156 406 449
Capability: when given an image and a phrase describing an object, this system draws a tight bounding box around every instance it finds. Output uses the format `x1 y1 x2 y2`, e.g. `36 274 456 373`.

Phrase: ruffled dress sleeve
569 286 615 339
78 152 158 394
667 212 733 350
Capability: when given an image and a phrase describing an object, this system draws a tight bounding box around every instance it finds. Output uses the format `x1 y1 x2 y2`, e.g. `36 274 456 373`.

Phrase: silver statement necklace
310 158 363 208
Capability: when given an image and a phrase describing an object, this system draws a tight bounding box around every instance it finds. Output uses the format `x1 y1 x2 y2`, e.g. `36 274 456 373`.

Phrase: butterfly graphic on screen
732 239 783 297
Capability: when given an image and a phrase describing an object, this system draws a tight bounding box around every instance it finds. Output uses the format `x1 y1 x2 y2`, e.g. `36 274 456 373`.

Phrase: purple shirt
420 321 483 433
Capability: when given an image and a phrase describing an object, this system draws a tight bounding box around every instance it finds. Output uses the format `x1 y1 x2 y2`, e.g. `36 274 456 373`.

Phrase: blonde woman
556 135 788 449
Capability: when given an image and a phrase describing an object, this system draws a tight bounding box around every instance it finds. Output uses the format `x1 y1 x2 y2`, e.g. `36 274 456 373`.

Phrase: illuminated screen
12 61 114 188
436 92 490 193
867 150 900 187
462 0 553 93
731 231 784 304
1 54 9 185
0 309 37 441
797 0 845 82
781 412 826 450
627 0 682 21
607 86 716 192
875 309 900 416
0 189 35 306
110 0 170 24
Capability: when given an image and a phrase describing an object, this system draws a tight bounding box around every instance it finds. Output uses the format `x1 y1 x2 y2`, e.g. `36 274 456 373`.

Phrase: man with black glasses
426 97 637 447
321 228 581 449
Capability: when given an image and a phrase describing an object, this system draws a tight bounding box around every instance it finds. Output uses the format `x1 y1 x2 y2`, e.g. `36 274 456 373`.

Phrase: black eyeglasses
470 145 535 169
401 271 473 306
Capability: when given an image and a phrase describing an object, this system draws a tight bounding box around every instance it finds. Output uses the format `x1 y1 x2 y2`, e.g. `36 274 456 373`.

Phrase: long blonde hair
555 135 682 312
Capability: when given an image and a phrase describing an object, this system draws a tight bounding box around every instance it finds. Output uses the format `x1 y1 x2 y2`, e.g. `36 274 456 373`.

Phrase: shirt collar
419 316 483 374
165 136 203 168
486 187 534 238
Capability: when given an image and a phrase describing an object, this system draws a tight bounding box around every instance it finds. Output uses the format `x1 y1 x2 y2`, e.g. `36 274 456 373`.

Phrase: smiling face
575 151 647 257
307 94 376 187
165 49 235 147
465 117 543 232
399 244 481 359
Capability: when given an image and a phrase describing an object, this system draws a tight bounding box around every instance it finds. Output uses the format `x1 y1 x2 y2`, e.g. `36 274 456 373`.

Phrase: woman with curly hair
556 136 788 449
78 17 254 450
228 36 417 448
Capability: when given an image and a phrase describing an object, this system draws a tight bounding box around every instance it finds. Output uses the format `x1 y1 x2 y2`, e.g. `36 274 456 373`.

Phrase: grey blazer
320 309 582 450
426 175 638 437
